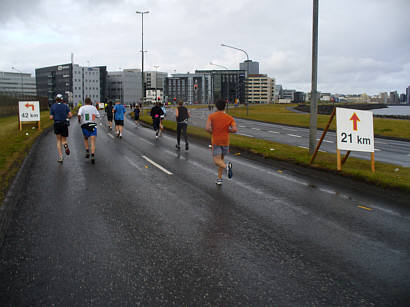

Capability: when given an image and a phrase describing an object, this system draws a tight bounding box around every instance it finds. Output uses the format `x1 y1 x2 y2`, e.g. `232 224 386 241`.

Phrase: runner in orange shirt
206 99 237 185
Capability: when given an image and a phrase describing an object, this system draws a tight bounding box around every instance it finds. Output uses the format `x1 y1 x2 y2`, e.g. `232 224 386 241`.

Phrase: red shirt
208 111 235 146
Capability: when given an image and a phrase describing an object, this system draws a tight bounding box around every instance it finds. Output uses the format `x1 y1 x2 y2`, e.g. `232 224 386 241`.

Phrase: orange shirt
208 111 235 146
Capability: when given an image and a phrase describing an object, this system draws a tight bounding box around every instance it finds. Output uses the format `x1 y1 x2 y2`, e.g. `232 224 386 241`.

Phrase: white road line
124 156 143 171
288 134 302 138
138 137 154 145
238 133 254 138
107 133 114 139
319 150 327 153
317 139 333 143
269 131 279 134
252 128 261 131
239 125 246 128
99 123 103 126
282 127 298 131
298 146 309 149
374 148 381 152
142 155 173 175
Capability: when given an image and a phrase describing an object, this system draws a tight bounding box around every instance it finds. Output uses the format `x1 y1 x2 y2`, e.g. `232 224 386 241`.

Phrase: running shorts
115 119 124 126
107 114 113 121
212 145 229 157
82 127 97 138
54 122 69 137
153 118 161 131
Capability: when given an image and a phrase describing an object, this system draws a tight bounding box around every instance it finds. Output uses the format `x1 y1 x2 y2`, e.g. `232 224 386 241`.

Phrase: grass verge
140 113 410 193
0 112 53 204
227 104 410 140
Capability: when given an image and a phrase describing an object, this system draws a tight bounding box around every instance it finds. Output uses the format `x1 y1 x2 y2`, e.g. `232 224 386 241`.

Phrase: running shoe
64 144 70 155
176 144 181 150
119 133 122 138
91 154 95 164
215 178 223 185
57 156 63 163
185 143 189 150
227 161 233 179
85 151 90 159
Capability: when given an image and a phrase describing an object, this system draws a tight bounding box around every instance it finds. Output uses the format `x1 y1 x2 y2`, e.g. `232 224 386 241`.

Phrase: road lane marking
269 131 279 134
142 155 173 175
319 150 327 153
374 148 381 151
239 125 246 128
138 137 154 145
282 127 298 131
238 133 254 138
298 146 308 149
316 139 333 143
358 205 372 211
288 134 302 138
125 156 143 171
252 128 261 131
107 133 114 139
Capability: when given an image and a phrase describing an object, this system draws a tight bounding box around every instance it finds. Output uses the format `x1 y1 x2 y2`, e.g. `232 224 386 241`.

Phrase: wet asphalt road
0 112 409 306
176 107 410 167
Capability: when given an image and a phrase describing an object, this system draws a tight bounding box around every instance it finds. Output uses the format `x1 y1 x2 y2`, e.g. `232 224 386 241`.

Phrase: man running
105 100 114 129
78 97 100 164
113 100 126 138
133 104 141 126
50 94 72 163
175 100 190 150
206 99 237 185
150 101 164 139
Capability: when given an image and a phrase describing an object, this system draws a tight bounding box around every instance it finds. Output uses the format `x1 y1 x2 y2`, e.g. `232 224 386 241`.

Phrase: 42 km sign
336 107 374 153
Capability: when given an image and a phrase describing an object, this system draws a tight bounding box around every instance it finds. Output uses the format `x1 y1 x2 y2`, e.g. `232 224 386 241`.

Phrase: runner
105 100 114 129
113 99 126 138
49 94 72 163
205 99 237 185
150 101 164 139
78 97 100 164
159 103 167 136
175 100 190 150
133 104 141 126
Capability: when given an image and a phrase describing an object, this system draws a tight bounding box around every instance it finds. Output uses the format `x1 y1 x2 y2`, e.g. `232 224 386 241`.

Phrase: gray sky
1 0 409 95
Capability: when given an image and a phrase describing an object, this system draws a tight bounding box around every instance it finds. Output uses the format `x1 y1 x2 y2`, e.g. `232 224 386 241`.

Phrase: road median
139 112 410 194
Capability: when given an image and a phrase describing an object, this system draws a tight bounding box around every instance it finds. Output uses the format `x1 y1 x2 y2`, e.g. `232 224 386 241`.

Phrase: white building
245 74 275 104
144 71 168 90
0 71 36 96
72 65 100 105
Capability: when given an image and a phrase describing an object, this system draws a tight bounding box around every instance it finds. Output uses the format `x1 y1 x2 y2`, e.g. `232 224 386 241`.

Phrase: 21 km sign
336 107 374 153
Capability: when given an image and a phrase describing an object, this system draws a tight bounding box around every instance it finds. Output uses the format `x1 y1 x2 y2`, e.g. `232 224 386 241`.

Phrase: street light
209 62 230 111
309 0 319 154
11 66 23 97
154 65 159 103
220 43 249 115
136 10 149 105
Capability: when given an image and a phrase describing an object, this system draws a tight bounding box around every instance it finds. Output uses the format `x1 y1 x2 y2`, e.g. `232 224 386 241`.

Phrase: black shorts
153 118 161 131
107 114 113 121
115 119 124 126
54 122 68 137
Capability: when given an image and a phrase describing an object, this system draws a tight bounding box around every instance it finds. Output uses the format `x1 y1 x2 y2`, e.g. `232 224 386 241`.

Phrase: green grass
140 113 410 193
0 112 53 204
227 104 410 140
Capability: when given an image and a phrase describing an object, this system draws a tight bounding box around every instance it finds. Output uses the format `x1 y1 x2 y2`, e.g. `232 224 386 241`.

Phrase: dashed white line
269 131 279 134
238 133 254 138
288 134 302 138
374 149 381 152
317 139 333 143
239 125 247 128
298 146 309 149
124 156 143 171
142 155 173 175
252 128 261 131
282 127 298 131
107 133 114 139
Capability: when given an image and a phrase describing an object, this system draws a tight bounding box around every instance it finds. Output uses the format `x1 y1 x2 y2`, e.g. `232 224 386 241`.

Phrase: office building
406 86 410 104
294 91 306 103
389 91 399 104
165 72 212 104
36 63 106 106
144 71 167 91
240 60 259 76
282 89 296 101
107 69 142 105
245 74 275 104
0 71 36 96
274 84 283 102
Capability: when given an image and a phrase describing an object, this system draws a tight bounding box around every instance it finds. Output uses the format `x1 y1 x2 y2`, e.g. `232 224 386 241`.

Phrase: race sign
19 101 40 122
336 107 374 152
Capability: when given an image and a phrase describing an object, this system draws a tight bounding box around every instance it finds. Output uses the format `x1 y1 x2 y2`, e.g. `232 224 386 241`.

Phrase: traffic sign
19 101 40 122
336 107 374 152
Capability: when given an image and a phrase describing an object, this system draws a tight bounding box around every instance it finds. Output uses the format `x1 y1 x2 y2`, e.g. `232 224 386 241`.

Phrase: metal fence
0 93 49 117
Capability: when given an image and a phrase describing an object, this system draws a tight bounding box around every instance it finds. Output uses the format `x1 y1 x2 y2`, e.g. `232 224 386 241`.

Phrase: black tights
177 123 188 145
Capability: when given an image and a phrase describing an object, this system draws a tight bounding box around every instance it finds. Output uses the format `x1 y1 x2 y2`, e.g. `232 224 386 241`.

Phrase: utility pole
309 0 319 154
136 10 149 106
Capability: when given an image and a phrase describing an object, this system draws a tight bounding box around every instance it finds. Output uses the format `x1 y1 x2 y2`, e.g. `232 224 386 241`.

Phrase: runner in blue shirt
49 94 72 163
113 100 126 138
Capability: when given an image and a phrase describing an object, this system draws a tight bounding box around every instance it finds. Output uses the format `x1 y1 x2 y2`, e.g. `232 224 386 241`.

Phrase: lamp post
309 0 319 154
210 62 230 111
154 65 159 103
136 10 149 106
220 43 249 115
11 66 24 97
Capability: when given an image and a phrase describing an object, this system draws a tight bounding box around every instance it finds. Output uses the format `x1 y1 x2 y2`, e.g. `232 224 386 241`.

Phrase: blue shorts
212 145 229 157
82 127 97 138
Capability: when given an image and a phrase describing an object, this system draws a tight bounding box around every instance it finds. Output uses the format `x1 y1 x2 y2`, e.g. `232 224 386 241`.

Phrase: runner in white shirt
78 97 100 164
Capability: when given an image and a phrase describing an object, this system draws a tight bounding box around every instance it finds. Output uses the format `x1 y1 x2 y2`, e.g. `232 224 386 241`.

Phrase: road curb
0 127 51 248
